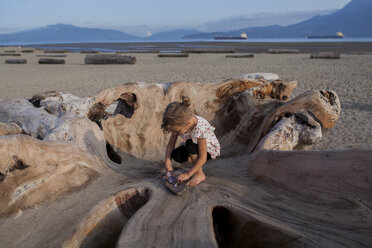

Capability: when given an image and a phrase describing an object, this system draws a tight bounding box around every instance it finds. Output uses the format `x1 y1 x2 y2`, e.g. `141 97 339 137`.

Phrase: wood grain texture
0 75 369 248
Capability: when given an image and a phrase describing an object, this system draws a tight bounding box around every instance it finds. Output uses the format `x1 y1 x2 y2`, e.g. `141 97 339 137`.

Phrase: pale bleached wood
0 75 364 248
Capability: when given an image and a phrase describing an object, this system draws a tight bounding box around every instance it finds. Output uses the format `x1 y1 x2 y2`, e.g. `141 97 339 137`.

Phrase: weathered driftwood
225 54 254 58
5 59 27 64
21 49 34 53
158 53 189 57
84 55 136 65
181 48 235 53
0 53 21 56
1 75 369 248
36 54 67 57
38 58 65 64
44 50 68 53
2 147 370 248
268 48 300 54
0 122 23 136
4 50 16 53
116 50 160 54
94 78 299 161
310 52 341 59
80 50 99 54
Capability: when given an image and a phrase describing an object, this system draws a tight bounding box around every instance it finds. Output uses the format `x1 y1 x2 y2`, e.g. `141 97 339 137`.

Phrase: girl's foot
187 171 206 186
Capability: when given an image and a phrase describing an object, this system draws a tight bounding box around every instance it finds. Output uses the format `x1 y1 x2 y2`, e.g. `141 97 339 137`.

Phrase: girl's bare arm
165 133 178 171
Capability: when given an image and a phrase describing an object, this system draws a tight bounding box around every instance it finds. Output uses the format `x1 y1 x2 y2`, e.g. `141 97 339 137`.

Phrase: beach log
4 50 16 53
36 54 67 57
226 54 254 58
116 50 160 54
158 53 189 57
5 59 27 64
80 50 99 54
44 50 68 53
181 48 235 53
84 54 136 64
21 49 34 53
0 53 21 56
2 76 369 248
268 48 300 54
310 52 340 59
38 58 65 64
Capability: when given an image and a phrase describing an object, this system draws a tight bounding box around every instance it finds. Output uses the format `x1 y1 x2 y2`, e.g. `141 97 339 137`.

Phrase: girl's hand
177 173 190 182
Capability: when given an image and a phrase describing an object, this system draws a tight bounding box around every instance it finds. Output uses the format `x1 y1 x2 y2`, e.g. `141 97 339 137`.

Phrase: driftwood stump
0 74 371 247
84 55 136 65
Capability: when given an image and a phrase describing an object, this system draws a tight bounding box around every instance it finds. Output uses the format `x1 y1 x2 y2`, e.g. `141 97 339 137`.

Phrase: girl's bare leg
187 154 206 186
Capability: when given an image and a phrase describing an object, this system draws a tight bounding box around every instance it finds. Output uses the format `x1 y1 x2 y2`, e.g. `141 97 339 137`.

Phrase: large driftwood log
268 48 300 54
38 58 65 64
310 52 341 59
0 74 370 248
158 53 189 57
94 78 298 161
226 54 254 58
5 59 27 64
181 48 235 53
0 53 21 56
84 55 136 65
36 54 67 58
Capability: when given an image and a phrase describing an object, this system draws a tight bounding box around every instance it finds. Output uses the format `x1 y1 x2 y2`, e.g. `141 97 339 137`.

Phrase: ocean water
1 38 372 53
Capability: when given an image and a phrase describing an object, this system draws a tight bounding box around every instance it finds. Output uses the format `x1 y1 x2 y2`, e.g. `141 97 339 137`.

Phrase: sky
0 0 351 35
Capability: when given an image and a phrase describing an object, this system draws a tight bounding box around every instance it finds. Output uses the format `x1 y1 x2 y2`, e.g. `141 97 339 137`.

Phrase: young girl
161 96 220 186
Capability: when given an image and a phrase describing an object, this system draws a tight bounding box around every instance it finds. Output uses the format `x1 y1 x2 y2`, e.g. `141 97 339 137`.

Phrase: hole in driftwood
212 206 306 248
106 142 122 164
113 93 138 118
0 157 29 183
77 188 150 248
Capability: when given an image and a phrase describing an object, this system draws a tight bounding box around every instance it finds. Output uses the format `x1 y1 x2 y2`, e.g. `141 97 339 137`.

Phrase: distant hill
0 24 141 43
146 29 200 40
184 0 372 39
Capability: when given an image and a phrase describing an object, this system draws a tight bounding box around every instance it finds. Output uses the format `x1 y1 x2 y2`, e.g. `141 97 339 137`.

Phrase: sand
0 47 371 151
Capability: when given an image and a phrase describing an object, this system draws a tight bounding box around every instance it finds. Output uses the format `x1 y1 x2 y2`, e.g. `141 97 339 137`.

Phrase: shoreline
2 41 372 53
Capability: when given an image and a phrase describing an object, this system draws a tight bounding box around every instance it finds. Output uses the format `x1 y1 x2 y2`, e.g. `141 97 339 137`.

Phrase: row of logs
3 51 341 65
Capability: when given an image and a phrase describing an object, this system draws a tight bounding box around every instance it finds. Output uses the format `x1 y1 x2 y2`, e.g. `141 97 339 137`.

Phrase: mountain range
185 0 372 39
0 0 370 43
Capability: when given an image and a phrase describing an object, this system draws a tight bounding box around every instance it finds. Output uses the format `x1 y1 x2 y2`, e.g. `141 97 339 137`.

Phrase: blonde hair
161 96 192 133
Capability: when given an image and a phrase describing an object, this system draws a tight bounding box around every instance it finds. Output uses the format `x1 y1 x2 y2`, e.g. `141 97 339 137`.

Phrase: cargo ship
306 32 344 39
214 32 247 40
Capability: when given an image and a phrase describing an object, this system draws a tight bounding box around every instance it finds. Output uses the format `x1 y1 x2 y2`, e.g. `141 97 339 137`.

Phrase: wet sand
0 47 371 151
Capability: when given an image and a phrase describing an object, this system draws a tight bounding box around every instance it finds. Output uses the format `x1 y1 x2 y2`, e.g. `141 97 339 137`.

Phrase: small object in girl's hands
165 171 186 195
166 171 176 184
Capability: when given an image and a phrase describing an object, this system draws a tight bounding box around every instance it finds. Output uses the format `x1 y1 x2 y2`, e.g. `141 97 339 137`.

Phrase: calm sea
1 38 372 53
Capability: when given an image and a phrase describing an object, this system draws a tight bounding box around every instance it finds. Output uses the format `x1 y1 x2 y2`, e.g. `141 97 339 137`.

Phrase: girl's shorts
171 139 211 163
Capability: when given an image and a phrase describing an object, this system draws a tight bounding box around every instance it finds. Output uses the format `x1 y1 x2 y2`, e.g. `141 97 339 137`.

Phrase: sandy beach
1 47 371 151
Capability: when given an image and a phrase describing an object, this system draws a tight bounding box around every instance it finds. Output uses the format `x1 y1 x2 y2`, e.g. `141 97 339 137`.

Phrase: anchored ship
214 32 247 40
306 32 344 39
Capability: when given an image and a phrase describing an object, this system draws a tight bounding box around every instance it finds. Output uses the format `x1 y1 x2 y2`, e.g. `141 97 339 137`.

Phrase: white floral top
181 115 221 159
